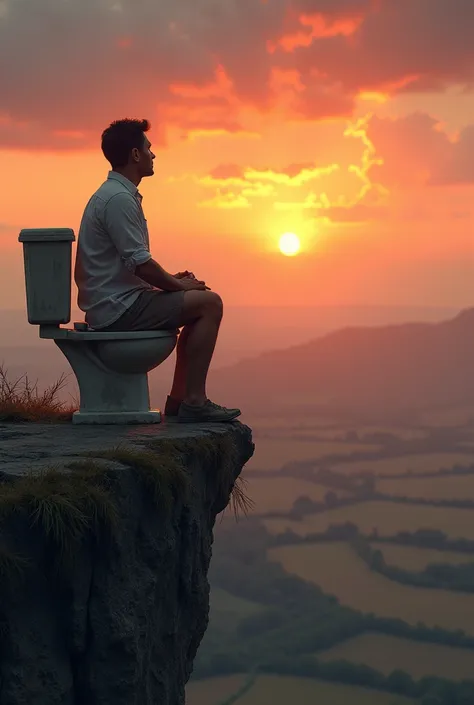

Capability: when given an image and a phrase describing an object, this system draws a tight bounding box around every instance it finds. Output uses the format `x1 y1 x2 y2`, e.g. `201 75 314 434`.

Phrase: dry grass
0 540 31 582
85 445 190 517
146 435 255 520
0 433 252 583
85 434 254 521
0 365 76 423
0 462 119 579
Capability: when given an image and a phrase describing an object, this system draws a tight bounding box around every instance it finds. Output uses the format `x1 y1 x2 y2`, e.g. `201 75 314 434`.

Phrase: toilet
18 228 178 424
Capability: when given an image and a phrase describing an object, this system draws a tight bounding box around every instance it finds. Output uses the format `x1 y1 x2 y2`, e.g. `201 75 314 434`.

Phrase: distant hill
207 307 474 419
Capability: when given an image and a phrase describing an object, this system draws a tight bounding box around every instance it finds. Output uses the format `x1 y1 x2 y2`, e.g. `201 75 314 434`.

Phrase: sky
1 0 474 310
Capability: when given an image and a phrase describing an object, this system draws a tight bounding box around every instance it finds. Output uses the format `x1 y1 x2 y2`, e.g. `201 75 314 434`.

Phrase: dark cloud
367 113 474 187
291 0 474 96
1 0 474 148
430 125 474 185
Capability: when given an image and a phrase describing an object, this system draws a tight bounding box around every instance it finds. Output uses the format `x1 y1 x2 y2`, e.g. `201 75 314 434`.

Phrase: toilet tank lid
19 228 75 243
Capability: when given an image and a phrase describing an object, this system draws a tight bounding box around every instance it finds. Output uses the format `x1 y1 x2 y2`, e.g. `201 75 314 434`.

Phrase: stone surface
0 421 253 705
0 419 247 478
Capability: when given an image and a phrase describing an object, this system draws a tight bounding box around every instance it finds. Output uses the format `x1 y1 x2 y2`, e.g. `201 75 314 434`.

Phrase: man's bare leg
182 306 222 405
166 291 240 421
167 291 222 406
168 325 192 403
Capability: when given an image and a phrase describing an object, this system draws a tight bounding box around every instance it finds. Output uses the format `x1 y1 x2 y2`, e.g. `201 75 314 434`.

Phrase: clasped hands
174 270 210 291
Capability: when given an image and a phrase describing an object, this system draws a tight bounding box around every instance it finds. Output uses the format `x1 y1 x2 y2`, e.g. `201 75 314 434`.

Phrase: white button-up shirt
75 171 153 329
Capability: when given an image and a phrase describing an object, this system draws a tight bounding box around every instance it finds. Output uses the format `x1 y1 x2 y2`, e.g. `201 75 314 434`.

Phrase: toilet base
72 409 161 425
54 338 166 425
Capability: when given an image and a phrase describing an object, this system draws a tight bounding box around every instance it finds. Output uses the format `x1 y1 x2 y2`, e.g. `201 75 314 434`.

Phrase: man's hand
174 271 195 279
179 275 210 291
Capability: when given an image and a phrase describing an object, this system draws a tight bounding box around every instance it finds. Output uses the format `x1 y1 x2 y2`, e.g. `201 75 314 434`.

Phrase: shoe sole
177 410 241 424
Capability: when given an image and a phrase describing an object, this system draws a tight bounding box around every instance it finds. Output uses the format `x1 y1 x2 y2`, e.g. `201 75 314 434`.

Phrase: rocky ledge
0 420 254 705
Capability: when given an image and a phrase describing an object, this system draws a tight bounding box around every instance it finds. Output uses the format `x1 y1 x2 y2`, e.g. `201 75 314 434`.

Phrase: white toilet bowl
19 227 177 424
40 324 177 424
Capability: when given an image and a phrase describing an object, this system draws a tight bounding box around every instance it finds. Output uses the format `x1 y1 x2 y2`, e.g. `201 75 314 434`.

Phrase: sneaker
177 399 241 423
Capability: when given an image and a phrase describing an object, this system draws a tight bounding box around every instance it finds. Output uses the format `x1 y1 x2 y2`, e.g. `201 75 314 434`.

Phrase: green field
319 632 474 681
378 473 474 500
333 453 474 476
186 674 248 705
245 438 379 471
186 674 416 705
263 501 474 540
210 587 263 620
377 543 474 571
268 542 474 633
245 476 347 513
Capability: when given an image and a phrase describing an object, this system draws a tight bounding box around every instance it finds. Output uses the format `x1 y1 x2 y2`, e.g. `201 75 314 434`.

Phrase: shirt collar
107 171 142 200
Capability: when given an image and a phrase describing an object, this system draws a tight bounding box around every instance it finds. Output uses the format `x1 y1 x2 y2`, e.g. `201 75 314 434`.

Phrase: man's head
101 118 155 182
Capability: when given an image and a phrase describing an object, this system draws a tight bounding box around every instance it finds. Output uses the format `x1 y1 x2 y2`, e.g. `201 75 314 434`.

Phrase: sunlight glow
279 232 301 257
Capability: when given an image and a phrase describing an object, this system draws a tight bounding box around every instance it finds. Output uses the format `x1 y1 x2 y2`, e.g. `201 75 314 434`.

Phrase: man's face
135 135 155 177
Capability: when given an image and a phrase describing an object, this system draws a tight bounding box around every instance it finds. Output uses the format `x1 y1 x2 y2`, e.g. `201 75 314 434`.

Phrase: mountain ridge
207 307 474 417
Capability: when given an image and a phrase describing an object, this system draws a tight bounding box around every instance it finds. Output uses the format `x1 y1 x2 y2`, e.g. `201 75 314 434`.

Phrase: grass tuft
0 463 119 576
0 365 76 423
0 541 31 582
146 434 255 520
84 445 191 516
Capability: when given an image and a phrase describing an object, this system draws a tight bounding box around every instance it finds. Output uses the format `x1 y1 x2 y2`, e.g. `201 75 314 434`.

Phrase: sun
279 232 301 257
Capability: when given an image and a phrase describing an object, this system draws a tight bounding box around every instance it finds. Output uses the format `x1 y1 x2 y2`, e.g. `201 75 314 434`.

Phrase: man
74 118 240 423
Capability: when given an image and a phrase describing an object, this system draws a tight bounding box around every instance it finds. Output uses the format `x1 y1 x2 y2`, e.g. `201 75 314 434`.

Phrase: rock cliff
0 421 254 705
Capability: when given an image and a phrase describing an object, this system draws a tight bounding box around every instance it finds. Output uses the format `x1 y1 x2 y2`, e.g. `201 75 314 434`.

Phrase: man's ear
131 148 140 162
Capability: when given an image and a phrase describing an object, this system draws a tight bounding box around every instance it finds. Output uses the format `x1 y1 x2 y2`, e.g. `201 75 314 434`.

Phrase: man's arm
104 193 205 292
135 258 186 291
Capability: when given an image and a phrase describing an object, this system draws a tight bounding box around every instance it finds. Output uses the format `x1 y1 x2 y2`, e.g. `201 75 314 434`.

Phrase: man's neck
112 168 141 187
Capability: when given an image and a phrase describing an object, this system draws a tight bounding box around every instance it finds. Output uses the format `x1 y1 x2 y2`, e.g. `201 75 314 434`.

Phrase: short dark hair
101 118 151 169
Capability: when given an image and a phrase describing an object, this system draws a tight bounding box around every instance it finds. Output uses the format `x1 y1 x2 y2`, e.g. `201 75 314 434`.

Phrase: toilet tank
18 228 76 325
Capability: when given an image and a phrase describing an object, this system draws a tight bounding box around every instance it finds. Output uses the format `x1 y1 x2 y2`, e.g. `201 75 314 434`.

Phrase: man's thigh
105 290 185 331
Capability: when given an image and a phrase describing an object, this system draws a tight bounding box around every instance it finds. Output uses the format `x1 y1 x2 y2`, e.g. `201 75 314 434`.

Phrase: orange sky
1 0 474 309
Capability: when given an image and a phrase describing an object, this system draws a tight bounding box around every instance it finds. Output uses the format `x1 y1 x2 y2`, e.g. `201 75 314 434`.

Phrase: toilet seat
39 324 179 341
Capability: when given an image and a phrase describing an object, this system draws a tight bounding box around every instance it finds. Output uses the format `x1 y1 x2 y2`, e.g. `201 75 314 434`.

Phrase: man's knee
180 289 223 325
205 291 223 318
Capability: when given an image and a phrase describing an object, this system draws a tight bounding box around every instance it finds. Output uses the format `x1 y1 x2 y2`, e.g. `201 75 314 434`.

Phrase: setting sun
279 232 301 257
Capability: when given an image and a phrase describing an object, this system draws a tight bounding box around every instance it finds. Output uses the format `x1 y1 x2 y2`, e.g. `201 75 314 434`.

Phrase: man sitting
74 118 240 423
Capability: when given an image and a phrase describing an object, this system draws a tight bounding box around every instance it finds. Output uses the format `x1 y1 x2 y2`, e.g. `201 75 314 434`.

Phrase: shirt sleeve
103 192 152 272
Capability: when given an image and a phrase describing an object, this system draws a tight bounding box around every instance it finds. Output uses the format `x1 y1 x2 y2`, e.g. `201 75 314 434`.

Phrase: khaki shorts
103 289 185 331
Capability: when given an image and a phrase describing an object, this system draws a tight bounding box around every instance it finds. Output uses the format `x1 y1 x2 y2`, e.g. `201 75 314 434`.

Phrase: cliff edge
0 421 254 705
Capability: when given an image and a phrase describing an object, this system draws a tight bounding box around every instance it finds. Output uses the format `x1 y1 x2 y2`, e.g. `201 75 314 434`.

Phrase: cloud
2 0 474 149
367 112 474 187
190 113 388 217
198 192 251 209
324 203 388 222
290 0 474 98
430 125 474 185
